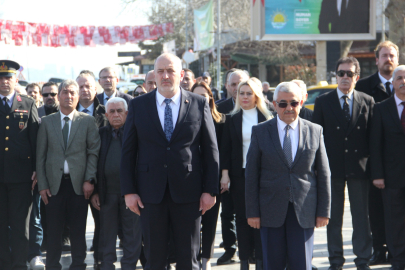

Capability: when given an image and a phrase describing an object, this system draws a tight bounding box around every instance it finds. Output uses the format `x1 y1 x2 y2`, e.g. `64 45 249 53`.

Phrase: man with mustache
313 57 375 270
355 41 399 265
370 65 405 270
38 82 59 118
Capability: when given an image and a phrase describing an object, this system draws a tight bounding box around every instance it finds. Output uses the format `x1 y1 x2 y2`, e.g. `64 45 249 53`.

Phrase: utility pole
216 0 221 92
381 0 385 42
185 0 189 53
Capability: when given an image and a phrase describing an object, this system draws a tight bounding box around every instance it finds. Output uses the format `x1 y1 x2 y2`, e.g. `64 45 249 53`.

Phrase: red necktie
401 102 405 133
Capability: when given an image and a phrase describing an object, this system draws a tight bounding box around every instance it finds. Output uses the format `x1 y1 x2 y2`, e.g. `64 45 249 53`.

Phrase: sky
0 0 152 82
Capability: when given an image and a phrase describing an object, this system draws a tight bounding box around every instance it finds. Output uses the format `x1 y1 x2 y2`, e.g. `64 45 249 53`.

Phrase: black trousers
141 188 201 270
45 176 88 270
327 178 372 266
99 193 141 270
369 183 386 252
200 193 221 259
382 187 405 268
220 191 237 252
0 182 32 270
90 201 101 261
231 174 262 261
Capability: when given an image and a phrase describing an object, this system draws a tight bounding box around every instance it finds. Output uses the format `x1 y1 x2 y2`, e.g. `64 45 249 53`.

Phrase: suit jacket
220 109 267 178
318 0 369 34
245 118 331 228
370 97 405 189
299 106 314 122
37 110 101 195
120 89 219 204
38 106 46 118
0 93 39 183
356 71 391 103
97 90 133 105
217 98 234 114
76 97 108 128
312 89 374 179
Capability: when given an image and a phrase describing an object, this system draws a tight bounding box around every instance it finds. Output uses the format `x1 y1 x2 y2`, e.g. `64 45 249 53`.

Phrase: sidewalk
47 188 391 270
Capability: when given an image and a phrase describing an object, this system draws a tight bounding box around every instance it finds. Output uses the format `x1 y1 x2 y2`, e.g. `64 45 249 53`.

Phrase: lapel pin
185 100 189 103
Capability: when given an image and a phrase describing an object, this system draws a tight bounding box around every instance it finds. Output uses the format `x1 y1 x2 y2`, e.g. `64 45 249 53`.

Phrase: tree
385 0 405 63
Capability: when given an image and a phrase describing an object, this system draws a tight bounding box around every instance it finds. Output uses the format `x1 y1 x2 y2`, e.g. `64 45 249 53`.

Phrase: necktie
401 102 405 134
385 82 392 96
62 117 70 149
2 97 10 114
342 96 351 122
113 128 120 139
164 99 174 141
82 108 89 114
283 125 294 202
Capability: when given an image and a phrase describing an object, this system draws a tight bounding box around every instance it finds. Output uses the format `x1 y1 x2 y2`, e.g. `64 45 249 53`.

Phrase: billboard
193 0 214 51
251 0 376 41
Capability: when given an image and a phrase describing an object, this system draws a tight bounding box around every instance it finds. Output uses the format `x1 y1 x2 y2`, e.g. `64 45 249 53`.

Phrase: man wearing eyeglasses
313 57 375 270
97 67 133 106
38 82 59 117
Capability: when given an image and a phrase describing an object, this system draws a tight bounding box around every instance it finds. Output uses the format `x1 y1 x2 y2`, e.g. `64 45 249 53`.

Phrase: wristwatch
87 178 95 185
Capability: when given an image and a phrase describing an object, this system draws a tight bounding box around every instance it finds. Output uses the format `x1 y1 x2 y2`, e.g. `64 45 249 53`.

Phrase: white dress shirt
394 94 405 119
337 88 354 116
0 92 15 108
78 102 94 116
378 72 393 93
337 0 349 16
104 91 116 104
156 90 181 129
242 107 258 168
277 115 299 162
61 110 75 174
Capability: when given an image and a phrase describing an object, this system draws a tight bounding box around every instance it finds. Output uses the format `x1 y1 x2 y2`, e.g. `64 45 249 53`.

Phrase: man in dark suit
37 79 101 270
0 60 39 270
313 57 374 270
38 82 59 118
292 79 313 121
318 0 369 33
97 67 133 105
355 40 399 265
216 69 249 265
245 81 331 270
121 53 219 270
370 65 405 270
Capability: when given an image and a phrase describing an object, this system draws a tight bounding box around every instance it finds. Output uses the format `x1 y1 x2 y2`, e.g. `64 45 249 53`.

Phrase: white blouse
242 107 258 168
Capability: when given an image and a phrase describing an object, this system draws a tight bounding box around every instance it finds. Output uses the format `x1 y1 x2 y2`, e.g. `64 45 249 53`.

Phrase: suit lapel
149 90 167 140
387 97 404 134
291 118 308 168
268 119 290 168
328 89 348 129
51 112 65 150
371 72 388 95
10 93 22 113
347 90 362 135
233 110 243 145
170 89 191 142
66 111 82 150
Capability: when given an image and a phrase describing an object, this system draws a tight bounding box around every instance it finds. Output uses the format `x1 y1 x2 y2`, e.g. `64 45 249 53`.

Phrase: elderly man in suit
355 40 399 265
97 67 133 105
245 81 331 270
370 65 405 270
121 53 219 270
313 57 374 270
37 79 101 270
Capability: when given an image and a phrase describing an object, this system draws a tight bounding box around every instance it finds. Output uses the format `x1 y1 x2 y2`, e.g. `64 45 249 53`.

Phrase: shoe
219 242 224 248
29 256 45 270
217 249 236 265
93 263 101 270
240 260 249 270
90 245 94 251
201 258 211 270
328 264 343 270
249 256 256 264
370 249 387 265
256 259 263 270
312 265 318 270
166 263 174 270
357 264 371 270
62 238 71 251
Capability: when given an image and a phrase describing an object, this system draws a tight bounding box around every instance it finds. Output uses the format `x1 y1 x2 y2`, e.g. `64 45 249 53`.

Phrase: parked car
304 82 337 110
117 82 138 94
130 78 145 85
49 78 65 84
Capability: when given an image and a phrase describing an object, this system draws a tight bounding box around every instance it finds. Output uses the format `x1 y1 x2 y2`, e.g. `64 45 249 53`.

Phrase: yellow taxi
304 81 337 110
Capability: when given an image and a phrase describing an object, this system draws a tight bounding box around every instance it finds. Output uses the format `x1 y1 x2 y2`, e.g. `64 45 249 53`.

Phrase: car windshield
306 89 333 104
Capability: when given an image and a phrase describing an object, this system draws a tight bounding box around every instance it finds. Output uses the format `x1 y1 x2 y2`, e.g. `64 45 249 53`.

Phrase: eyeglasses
337 70 357 77
276 101 300 108
133 92 146 97
100 76 116 80
42 93 57 97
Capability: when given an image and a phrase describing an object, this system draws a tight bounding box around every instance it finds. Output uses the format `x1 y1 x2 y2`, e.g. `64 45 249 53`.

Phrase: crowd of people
0 40 404 270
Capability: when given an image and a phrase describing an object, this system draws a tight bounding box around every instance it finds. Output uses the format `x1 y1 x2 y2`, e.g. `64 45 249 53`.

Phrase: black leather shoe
219 242 224 248
217 249 236 265
370 249 387 265
240 260 249 270
357 264 371 270
256 259 263 270
328 264 343 270
62 238 71 251
312 265 318 270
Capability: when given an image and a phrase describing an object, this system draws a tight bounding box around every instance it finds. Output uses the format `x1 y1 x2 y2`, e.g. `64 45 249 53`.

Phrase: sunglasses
133 92 146 97
42 93 57 97
337 70 357 77
276 101 300 108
